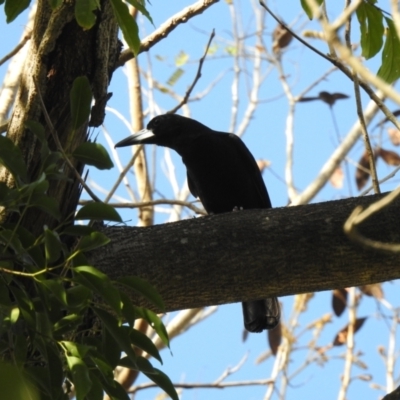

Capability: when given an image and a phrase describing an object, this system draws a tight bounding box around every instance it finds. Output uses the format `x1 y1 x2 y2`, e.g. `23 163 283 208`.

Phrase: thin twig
33 79 102 203
259 0 400 132
167 29 215 114
79 199 205 215
117 0 219 67
0 33 31 67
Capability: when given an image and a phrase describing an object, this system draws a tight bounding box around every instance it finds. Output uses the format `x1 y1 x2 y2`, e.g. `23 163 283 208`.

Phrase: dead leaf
333 317 367 346
359 284 383 299
256 159 271 174
330 166 344 189
268 321 282 356
377 147 400 166
387 128 400 146
356 150 377 190
332 288 347 317
299 91 349 107
272 24 293 53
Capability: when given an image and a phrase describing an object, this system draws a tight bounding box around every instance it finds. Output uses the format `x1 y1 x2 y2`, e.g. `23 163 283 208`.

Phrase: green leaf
66 285 92 310
41 279 68 306
44 228 62 263
118 276 165 310
142 368 179 400
0 362 39 400
53 314 83 335
75 202 122 222
125 0 153 25
74 266 121 314
72 142 114 169
29 194 61 220
86 372 104 400
25 120 49 160
356 2 384 59
93 307 138 365
66 355 92 400
75 0 99 29
300 0 324 19
0 135 27 182
70 76 93 130
135 307 170 348
119 290 136 327
167 68 184 87
63 225 97 236
130 329 162 363
109 0 141 56
175 51 189 67
62 341 93 358
4 0 30 23
76 231 110 252
378 18 400 83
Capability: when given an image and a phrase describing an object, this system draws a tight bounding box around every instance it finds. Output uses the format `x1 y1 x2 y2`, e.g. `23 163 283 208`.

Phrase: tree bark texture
0 0 119 234
90 193 400 312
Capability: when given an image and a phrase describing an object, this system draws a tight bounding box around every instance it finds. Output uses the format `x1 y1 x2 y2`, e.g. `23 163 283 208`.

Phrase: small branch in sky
117 0 219 68
167 29 215 115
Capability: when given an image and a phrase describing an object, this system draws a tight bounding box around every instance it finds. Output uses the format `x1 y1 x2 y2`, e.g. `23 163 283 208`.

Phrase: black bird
115 114 280 332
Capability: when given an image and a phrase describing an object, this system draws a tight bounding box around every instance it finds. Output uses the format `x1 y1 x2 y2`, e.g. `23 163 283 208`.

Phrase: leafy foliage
0 78 178 400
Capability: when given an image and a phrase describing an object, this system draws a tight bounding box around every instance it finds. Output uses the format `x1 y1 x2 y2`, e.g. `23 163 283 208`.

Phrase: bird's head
114 114 207 150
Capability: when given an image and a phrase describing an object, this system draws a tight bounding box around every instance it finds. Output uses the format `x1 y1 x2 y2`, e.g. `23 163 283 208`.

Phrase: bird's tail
242 298 280 332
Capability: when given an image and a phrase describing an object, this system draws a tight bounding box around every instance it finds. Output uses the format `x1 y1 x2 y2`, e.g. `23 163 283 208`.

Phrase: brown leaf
356 150 377 190
330 166 344 189
318 91 349 106
387 128 400 146
333 317 367 346
332 288 347 317
272 24 293 53
298 91 349 106
359 284 384 299
256 159 271 174
377 147 400 166
268 321 282 356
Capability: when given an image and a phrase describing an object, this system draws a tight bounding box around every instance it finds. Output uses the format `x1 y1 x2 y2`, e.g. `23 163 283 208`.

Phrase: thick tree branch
89 193 400 312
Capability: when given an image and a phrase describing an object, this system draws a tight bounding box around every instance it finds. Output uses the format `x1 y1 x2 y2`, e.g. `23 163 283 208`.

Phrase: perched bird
115 114 280 332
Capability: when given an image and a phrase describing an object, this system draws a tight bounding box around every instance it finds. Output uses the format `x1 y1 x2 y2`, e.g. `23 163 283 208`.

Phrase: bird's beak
114 129 155 148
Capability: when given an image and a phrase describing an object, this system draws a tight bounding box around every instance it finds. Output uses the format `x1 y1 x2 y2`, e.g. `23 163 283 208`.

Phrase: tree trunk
0 0 119 234
89 193 400 312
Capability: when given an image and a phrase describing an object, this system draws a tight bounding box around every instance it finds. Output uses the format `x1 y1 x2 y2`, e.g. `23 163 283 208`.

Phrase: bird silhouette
115 114 280 332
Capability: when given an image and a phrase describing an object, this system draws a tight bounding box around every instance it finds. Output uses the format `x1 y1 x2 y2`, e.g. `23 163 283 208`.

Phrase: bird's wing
187 171 198 198
227 133 272 208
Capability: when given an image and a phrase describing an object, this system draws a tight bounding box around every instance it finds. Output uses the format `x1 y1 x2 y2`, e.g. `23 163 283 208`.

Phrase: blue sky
1 1 400 399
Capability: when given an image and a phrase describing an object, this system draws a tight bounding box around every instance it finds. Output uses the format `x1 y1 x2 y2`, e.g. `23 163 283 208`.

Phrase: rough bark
0 0 119 234
89 193 400 312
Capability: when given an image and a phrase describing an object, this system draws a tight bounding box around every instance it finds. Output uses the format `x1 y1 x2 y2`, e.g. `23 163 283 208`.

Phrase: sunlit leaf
356 1 384 59
66 355 92 400
4 0 30 23
300 0 324 20
76 231 110 252
75 202 122 222
378 18 400 83
72 142 114 170
125 0 153 25
109 0 141 56
75 0 99 29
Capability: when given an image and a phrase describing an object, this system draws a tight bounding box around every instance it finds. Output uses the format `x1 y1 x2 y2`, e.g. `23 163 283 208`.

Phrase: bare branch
117 0 219 68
